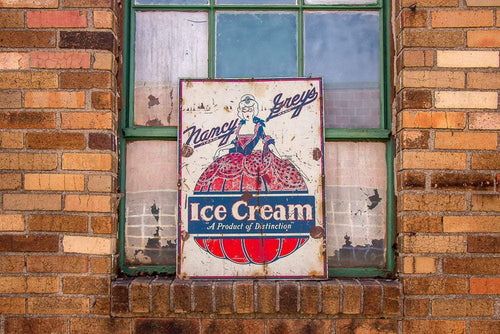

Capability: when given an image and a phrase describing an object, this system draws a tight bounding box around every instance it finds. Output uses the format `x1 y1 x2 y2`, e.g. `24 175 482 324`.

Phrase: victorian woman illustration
194 94 307 193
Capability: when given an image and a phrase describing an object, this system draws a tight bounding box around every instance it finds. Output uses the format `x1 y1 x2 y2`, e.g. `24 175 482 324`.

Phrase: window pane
134 11 208 126
305 12 380 128
217 0 295 3
125 141 177 266
305 0 377 4
325 142 386 268
216 12 297 78
135 0 208 4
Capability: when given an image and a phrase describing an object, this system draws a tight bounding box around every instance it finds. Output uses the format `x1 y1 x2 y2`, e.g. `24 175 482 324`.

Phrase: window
120 0 394 277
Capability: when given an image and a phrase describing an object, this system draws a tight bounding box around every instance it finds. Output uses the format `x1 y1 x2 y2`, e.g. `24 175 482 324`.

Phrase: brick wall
395 0 500 333
0 0 498 333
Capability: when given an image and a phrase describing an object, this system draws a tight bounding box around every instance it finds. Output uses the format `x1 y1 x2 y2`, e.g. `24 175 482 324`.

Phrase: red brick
402 9 427 27
27 132 86 150
28 297 89 315
172 281 191 313
0 298 25 314
130 278 151 313
90 257 112 274
0 72 57 89
0 235 59 252
0 0 59 8
257 281 276 313
0 256 24 273
0 30 55 48
362 280 382 315
279 282 298 314
234 281 253 314
0 11 24 28
399 215 442 233
300 282 320 314
403 320 465 334
30 51 91 69
444 257 500 274
337 320 397 334
468 30 500 47
399 171 425 190
91 216 114 234
431 173 494 190
61 72 111 89
472 194 500 211
268 319 332 334
29 215 87 233
404 277 467 295
27 11 87 28
111 280 130 315
402 89 432 109
151 278 171 315
470 321 500 334
135 319 199 334
468 236 500 253
5 318 66 334
404 298 429 316
92 91 112 109
70 318 131 334
0 112 56 129
470 278 500 294
63 277 109 295
340 280 361 314
472 153 500 170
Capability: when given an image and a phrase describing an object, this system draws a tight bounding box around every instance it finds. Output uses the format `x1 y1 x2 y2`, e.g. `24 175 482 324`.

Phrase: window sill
111 277 401 318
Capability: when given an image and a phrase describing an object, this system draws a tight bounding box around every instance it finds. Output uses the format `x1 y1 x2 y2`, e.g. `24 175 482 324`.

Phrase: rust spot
147 94 160 108
146 118 163 126
181 144 194 157
224 106 230 112
241 191 253 202
310 226 324 239
186 80 193 88
181 230 190 241
312 147 322 161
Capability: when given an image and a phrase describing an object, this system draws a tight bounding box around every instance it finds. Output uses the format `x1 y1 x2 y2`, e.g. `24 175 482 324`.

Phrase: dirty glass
135 0 209 4
217 0 295 4
216 12 298 78
305 0 377 4
304 12 380 129
134 11 208 127
324 142 386 268
125 141 177 266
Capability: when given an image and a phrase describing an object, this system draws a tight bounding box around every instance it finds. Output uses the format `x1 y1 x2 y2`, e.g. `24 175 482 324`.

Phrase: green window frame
120 0 394 277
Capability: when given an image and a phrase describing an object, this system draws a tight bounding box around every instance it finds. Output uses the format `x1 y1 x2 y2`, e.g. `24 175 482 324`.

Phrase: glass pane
125 141 177 266
134 11 208 126
305 0 377 4
135 0 208 4
217 0 295 3
305 12 380 128
216 12 297 78
325 142 387 268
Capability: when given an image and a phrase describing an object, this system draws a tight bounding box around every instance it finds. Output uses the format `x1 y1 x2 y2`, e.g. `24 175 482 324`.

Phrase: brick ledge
111 278 401 318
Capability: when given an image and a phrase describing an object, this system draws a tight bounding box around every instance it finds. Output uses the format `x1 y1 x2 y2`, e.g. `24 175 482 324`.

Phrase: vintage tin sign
178 78 326 279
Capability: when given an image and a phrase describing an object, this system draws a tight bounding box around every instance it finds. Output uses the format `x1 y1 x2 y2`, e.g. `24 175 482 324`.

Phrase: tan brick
0 0 58 8
468 235 500 253
467 0 500 5
471 321 500 334
30 51 91 69
470 278 500 294
26 276 59 294
404 320 465 334
3 194 61 211
91 297 110 315
0 132 23 149
0 298 25 315
435 131 497 150
0 11 24 28
28 10 87 28
469 113 500 130
0 153 57 170
0 277 26 293
0 256 24 273
410 257 437 273
63 153 112 171
27 255 88 273
432 10 493 27
27 132 86 150
0 173 22 190
400 215 443 233
70 318 131 334
403 30 464 47
402 152 466 170
321 281 340 315
435 91 498 109
61 112 112 129
0 52 29 70
399 171 425 190
402 194 466 212
65 194 112 213
402 70 464 89
0 92 21 108
63 235 114 254
29 214 87 233
131 279 151 313
472 195 500 212
25 174 85 191
402 9 427 27
28 297 89 315
63 0 112 7
0 214 24 231
472 153 500 169
401 111 465 129
468 72 500 89
403 235 466 253
5 318 67 334
444 216 500 232
94 10 113 28
25 91 85 109
63 276 109 294
93 53 113 70
90 257 112 274
88 175 113 192
404 277 467 295
0 30 55 48
468 30 500 47
403 50 434 67
405 299 429 317
91 92 112 110
431 172 494 190
437 50 499 68
91 216 113 234
0 112 56 129
0 72 58 89
402 0 458 6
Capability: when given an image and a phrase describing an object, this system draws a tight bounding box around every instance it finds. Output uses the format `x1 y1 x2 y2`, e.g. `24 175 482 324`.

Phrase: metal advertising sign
178 78 326 279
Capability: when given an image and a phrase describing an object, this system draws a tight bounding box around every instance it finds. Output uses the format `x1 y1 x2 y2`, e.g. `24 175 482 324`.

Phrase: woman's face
241 105 254 121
